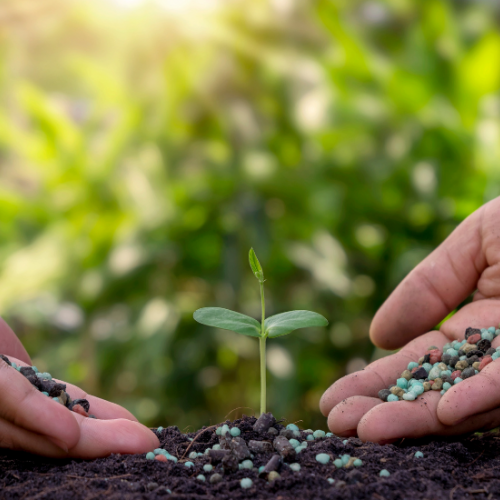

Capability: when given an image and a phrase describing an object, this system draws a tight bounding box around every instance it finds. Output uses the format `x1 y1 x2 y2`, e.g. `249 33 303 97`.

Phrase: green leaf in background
264 311 329 338
193 307 262 337
248 248 264 283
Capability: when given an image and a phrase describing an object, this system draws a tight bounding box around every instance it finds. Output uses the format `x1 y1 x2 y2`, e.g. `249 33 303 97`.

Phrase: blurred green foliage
0 0 499 431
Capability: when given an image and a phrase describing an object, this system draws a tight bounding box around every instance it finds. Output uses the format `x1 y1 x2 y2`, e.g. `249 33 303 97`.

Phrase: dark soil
1 415 500 500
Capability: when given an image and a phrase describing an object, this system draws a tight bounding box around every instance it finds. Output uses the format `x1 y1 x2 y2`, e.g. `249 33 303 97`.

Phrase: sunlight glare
108 0 222 12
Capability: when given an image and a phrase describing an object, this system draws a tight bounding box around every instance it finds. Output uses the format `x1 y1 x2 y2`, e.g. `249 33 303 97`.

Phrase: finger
0 413 159 459
320 330 450 416
370 203 491 350
0 359 80 450
327 396 382 437
0 317 31 364
439 300 500 343
357 391 500 443
7 356 139 422
438 357 500 426
55 380 138 422
66 416 159 459
0 416 74 457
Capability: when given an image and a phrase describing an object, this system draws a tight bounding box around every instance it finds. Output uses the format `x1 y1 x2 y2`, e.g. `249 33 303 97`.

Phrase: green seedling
193 248 328 415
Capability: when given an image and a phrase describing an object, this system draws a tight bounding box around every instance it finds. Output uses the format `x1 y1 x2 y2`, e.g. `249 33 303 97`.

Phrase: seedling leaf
193 307 262 337
264 310 328 338
249 248 264 282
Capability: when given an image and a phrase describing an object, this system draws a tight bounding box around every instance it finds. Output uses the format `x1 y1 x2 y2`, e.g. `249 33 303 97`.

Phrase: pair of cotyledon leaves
193 307 328 338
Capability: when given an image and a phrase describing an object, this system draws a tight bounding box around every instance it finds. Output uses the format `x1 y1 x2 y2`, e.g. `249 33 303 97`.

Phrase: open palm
320 197 500 442
0 318 158 458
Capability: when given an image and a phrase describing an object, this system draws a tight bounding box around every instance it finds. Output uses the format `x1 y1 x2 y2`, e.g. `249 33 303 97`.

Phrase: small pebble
316 453 331 464
155 454 168 462
268 471 280 481
240 477 253 489
414 451 424 458
210 473 222 484
380 469 391 477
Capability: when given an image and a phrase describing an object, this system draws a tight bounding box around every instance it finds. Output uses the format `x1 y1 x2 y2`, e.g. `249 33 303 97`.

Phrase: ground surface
1 416 499 500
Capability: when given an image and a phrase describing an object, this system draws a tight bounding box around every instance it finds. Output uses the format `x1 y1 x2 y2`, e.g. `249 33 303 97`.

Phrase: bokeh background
1 0 500 432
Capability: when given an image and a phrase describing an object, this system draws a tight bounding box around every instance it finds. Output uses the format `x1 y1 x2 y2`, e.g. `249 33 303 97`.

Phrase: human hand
320 197 500 443
0 318 159 458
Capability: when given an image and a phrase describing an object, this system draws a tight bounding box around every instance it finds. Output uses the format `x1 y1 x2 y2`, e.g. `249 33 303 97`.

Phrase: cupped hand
0 319 159 458
320 197 500 443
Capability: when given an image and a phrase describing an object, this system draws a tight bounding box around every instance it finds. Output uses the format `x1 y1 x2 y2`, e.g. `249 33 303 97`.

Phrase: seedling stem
193 247 328 416
259 280 266 414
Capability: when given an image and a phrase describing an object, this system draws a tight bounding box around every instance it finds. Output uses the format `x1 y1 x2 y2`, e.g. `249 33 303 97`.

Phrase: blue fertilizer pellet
380 469 390 477
414 451 424 458
316 453 331 464
197 474 205 481
286 423 299 431
184 462 194 468
313 430 326 439
353 459 363 467
240 478 253 489
407 362 419 370
230 427 241 437
387 394 399 402
334 459 343 468
146 452 155 460
327 478 335 484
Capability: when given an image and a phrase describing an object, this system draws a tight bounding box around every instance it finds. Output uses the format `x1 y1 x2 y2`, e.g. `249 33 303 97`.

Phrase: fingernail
47 436 69 453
